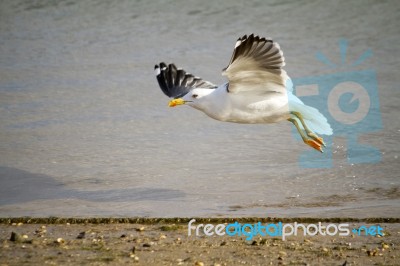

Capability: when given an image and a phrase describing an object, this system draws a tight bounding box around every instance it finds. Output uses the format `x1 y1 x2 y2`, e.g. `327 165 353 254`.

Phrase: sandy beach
1 218 399 265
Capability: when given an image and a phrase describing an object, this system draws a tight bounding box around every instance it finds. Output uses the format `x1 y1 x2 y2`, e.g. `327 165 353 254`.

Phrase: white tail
288 97 333 136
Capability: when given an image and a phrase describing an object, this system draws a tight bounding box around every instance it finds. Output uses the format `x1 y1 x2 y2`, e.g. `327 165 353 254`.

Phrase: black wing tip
154 62 216 98
154 62 194 98
155 62 175 77
154 62 175 71
155 62 168 68
237 33 274 44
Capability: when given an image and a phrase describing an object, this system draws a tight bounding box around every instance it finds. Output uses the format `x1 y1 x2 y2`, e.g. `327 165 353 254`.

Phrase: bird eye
192 94 198 99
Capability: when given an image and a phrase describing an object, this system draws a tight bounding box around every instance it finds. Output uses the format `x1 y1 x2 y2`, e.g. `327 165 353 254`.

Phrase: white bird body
155 34 332 152
185 85 290 124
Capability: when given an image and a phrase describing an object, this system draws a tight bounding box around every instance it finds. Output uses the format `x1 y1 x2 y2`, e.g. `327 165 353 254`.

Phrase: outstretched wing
222 34 288 94
155 62 217 99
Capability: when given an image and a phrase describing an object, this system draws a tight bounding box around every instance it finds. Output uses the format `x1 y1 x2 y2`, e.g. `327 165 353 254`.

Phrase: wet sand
1 218 399 265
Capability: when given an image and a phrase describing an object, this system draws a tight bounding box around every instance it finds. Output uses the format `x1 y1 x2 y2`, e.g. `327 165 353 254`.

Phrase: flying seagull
154 34 332 152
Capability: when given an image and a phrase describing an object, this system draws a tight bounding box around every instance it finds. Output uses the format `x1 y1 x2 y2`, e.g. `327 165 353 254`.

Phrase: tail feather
286 79 332 136
289 101 333 136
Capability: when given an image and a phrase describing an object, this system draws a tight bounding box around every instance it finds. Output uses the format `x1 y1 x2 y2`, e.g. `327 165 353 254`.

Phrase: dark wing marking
155 63 217 98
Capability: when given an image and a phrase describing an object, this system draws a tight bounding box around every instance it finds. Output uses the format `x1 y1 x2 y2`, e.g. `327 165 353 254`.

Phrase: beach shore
0 218 399 265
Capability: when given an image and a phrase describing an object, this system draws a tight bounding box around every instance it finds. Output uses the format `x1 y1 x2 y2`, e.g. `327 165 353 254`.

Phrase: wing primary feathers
224 34 285 75
154 63 217 98
167 64 176 89
154 64 169 97
222 34 288 93
175 69 185 86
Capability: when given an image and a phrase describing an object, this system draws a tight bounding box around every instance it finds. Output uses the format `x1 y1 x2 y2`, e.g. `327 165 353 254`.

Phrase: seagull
154 34 332 152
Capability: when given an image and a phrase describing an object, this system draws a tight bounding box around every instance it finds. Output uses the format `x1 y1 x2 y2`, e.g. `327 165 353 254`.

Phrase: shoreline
1 217 399 225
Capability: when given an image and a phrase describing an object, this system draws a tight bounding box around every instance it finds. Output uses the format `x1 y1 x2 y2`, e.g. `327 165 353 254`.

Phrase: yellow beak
169 98 185 107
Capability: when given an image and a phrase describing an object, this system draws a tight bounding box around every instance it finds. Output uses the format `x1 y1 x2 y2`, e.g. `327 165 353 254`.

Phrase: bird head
168 89 213 108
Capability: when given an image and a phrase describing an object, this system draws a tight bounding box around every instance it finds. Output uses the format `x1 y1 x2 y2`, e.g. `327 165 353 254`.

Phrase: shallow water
0 0 399 218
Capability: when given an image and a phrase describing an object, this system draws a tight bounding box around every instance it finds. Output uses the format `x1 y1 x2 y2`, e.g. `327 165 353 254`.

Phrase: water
0 0 399 218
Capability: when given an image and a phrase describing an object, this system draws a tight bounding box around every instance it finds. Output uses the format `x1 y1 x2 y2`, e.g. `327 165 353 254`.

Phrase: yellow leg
290 111 326 147
288 117 323 153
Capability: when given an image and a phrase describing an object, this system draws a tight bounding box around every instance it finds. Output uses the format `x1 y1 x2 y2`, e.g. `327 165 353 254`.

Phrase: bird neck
192 86 227 119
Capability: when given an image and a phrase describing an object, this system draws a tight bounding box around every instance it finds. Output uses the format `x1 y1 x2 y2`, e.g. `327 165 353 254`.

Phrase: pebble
195 262 204 266
159 234 167 239
77 232 86 239
136 227 145 232
322 247 329 252
279 251 287 256
143 242 154 247
56 238 65 244
10 232 22 242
